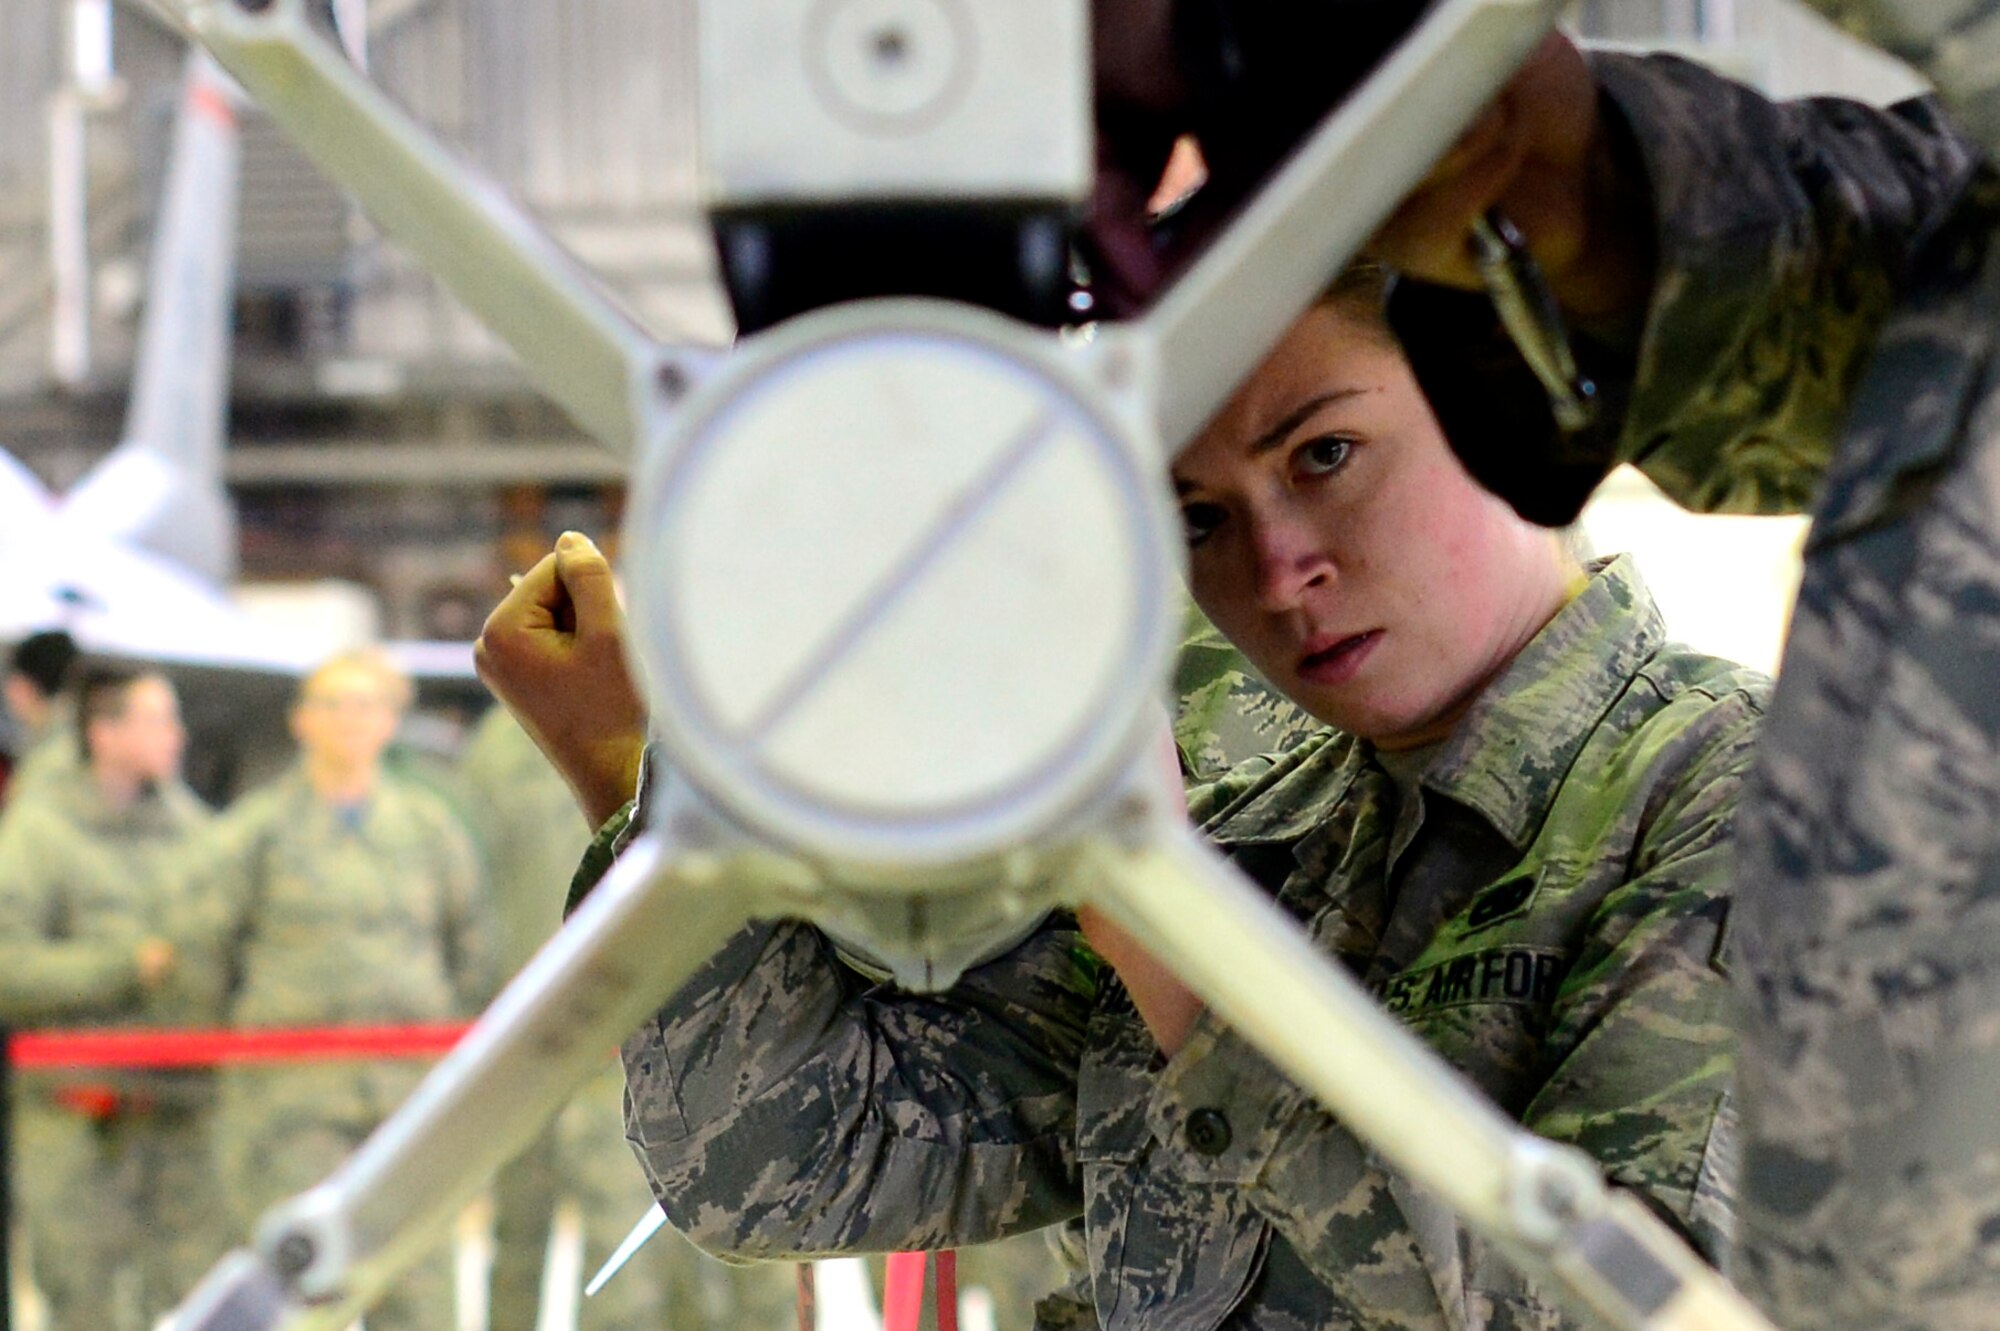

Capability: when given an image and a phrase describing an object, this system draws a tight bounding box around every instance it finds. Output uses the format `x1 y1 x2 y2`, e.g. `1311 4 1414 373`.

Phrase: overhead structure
0 47 315 670
156 4 1776 1331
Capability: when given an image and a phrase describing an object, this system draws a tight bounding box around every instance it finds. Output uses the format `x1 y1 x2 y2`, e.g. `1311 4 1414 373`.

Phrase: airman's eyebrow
1248 388 1367 455
1173 386 1369 496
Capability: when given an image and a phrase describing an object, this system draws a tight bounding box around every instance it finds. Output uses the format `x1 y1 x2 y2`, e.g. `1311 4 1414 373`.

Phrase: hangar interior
0 4 1936 1330
0 0 1918 672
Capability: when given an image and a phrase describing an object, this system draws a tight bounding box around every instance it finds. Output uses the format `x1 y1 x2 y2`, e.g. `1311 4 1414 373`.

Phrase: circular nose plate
810 0 968 133
634 312 1169 866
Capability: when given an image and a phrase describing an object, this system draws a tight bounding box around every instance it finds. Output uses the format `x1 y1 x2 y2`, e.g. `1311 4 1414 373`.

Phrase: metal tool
1472 208 1599 433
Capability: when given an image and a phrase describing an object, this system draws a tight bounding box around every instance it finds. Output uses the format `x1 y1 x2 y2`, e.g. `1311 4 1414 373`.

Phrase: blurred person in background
0 665 217 1330
186 648 493 1331
1 629 81 805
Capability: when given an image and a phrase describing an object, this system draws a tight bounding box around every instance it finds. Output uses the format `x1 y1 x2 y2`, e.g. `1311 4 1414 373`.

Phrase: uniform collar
1413 553 1663 850
1203 554 1664 851
281 765 379 828
1200 731 1366 845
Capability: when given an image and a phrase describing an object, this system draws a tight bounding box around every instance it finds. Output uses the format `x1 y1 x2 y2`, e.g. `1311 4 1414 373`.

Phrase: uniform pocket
1073 1095 1146 1327
1075 996 1268 1330
1074 990 1159 1166
1075 992 1157 1326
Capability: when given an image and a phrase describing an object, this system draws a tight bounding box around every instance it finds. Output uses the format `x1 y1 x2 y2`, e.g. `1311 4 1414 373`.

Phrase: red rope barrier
8 1023 471 1069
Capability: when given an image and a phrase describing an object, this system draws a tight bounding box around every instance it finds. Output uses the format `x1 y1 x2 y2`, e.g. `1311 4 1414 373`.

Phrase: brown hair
76 665 169 760
295 649 413 713
1314 261 1395 335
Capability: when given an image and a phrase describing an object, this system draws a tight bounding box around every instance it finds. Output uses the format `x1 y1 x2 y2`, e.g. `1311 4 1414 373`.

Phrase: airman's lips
1297 630 1381 686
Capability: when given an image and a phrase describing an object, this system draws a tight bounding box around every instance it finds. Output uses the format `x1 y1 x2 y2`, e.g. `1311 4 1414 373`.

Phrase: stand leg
1073 828 1773 1331
171 834 781 1331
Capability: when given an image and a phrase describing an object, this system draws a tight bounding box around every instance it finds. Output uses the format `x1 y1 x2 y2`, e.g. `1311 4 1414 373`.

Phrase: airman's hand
1369 33 1651 327
1078 719 1205 1058
476 531 648 827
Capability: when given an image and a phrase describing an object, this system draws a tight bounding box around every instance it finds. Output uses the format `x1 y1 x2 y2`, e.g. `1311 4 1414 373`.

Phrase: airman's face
1172 303 1571 749
291 663 401 768
91 676 185 784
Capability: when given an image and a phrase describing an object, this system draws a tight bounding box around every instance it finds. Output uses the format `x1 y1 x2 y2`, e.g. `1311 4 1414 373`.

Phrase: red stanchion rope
15 1025 960 1327
8 1023 471 1069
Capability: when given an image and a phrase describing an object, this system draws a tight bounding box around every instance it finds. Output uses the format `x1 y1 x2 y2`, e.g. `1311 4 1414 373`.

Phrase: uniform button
1186 1108 1232 1156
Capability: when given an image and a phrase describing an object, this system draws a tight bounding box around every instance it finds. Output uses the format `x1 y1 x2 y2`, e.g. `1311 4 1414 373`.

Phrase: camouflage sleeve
1185 731 1335 827
565 800 635 919
1184 755 1281 826
1140 687 1759 1320
620 909 1095 1261
1173 603 1320 784
1788 0 2000 152
1518 687 1765 1260
1393 51 1984 524
0 805 148 1022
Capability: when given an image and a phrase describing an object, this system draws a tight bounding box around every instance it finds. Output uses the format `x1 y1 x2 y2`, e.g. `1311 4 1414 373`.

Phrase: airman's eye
1180 502 1226 548
1296 436 1353 477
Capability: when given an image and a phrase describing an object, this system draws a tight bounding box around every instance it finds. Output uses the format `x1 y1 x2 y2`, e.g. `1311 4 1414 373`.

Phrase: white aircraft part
700 0 1090 204
48 89 92 387
61 443 238 583
629 300 1175 873
0 524 306 670
0 446 299 668
100 48 243 584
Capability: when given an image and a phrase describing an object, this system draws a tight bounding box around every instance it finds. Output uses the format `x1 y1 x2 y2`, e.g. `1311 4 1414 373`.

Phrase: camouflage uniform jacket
1173 603 1321 782
607 555 1762 1331
3 709 80 810
1390 49 2000 1329
0 766 213 1095
187 768 492 1028
459 705 594 979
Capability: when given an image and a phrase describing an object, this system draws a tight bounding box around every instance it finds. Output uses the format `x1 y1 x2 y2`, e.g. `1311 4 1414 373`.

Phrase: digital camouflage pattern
1173 601 1321 782
459 705 797 1331
184 766 492 1331
595 556 1759 1330
553 622 1315 1327
0 764 219 1330
1396 47 2000 1331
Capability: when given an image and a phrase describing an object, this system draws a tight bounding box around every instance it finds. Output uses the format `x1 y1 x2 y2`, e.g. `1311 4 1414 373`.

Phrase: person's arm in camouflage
1518 691 1762 1257
1383 44 1985 522
1137 694 1759 1318
482 536 1091 1256
0 804 156 1022
434 808 499 1011
617 895 1096 1260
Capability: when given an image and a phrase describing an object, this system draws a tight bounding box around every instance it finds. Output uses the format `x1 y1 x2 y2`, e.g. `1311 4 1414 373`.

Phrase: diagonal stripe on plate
738 405 1064 750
